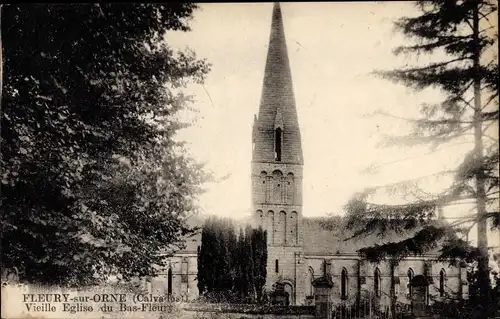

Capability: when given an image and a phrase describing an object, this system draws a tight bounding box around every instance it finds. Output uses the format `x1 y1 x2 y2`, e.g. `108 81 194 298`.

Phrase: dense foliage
429 268 500 318
344 0 498 313
197 216 267 303
1 4 210 286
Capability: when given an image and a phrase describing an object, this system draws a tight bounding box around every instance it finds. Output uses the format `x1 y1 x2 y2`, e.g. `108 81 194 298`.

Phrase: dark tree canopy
1 4 210 286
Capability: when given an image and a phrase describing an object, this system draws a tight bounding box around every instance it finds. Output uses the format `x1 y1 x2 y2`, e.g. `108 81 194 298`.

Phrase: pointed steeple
253 2 303 164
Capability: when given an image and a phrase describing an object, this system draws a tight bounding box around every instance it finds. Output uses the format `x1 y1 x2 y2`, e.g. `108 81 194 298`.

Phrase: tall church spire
253 2 303 164
251 3 305 297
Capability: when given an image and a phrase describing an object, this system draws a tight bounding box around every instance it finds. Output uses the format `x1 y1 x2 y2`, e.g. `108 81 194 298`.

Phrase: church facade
155 3 468 307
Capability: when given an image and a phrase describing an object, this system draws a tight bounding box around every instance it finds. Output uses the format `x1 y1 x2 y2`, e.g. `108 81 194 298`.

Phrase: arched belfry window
275 127 282 161
268 211 275 244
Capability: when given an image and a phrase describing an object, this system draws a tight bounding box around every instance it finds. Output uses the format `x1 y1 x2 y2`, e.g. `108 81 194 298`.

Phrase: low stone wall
181 310 314 319
182 303 315 318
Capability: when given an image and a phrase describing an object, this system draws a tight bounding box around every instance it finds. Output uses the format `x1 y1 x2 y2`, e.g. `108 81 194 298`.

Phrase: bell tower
251 2 304 304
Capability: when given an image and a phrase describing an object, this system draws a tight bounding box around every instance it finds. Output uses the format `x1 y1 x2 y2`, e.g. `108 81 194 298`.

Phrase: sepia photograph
1 2 499 319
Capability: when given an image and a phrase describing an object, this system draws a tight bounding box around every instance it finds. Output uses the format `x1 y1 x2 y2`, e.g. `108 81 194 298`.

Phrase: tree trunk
1 5 3 106
472 0 490 311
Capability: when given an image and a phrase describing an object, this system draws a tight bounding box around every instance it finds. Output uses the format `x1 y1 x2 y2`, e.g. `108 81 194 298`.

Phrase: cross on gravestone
322 259 331 277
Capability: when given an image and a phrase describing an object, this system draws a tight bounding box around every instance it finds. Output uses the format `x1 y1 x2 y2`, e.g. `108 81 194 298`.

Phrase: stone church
155 3 468 307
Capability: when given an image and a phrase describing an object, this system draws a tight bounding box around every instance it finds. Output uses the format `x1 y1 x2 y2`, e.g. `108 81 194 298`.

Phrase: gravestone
411 275 430 318
312 276 333 319
270 281 289 305
312 260 333 319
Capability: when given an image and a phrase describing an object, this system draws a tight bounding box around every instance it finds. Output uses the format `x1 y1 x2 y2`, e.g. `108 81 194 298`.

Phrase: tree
216 218 236 294
1 4 210 286
197 216 236 298
197 218 213 295
198 217 217 295
233 228 248 300
0 4 3 103
197 219 267 303
344 0 498 313
251 226 268 303
243 225 256 301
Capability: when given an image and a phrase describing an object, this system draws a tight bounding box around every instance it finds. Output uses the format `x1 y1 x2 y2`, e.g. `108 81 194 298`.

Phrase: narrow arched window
268 211 275 244
278 211 286 245
286 172 295 204
275 127 282 161
290 211 298 245
307 268 314 296
391 264 400 298
439 269 446 297
341 268 348 299
374 268 381 297
260 171 268 202
181 259 188 284
408 268 414 297
167 268 173 295
275 259 279 273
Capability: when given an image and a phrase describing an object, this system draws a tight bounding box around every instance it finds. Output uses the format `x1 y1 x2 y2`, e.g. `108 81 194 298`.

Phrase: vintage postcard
1 2 499 319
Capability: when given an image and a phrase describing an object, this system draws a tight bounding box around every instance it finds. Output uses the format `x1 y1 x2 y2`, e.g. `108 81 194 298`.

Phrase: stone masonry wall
297 256 466 307
153 254 199 302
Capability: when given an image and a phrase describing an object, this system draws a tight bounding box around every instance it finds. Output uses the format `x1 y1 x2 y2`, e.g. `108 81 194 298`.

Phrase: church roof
174 215 455 258
302 216 449 257
253 3 303 164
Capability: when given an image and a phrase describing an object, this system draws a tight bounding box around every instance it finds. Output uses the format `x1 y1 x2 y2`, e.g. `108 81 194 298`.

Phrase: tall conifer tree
198 219 267 302
251 227 268 302
345 0 498 314
244 225 256 300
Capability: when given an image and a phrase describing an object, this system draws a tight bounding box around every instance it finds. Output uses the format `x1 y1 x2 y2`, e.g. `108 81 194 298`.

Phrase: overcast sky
167 3 498 247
